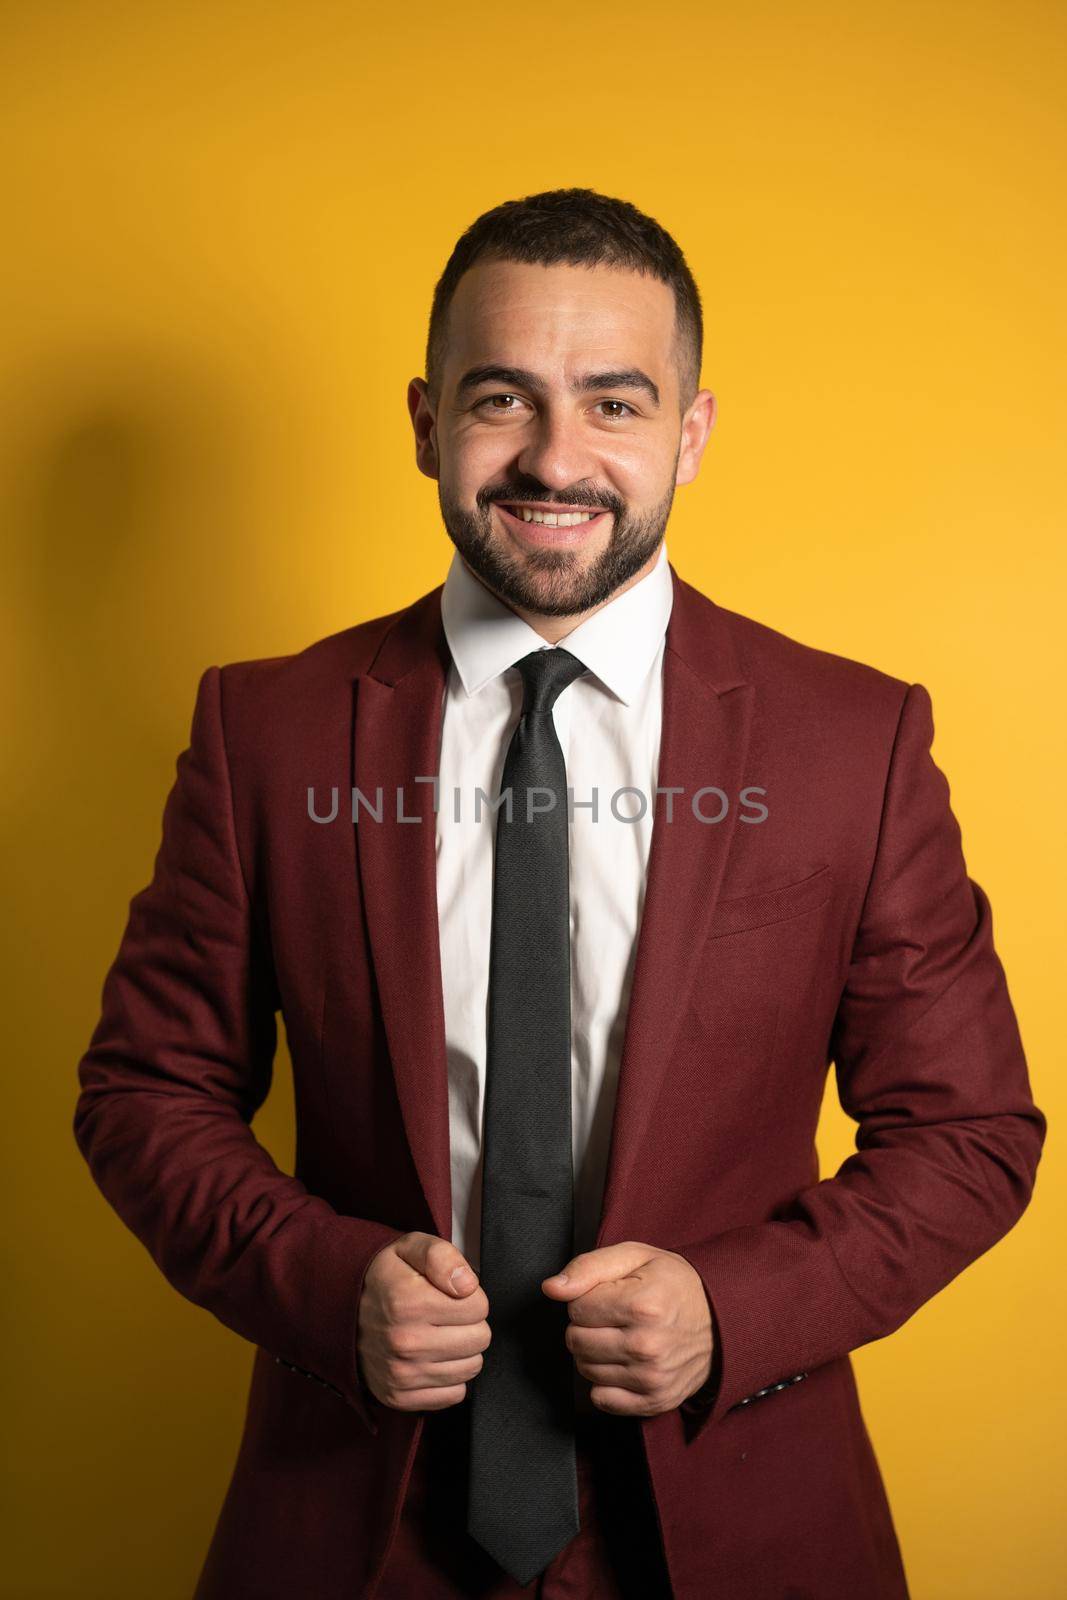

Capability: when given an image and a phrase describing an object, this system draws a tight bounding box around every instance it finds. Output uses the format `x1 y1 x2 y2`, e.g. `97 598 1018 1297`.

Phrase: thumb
395 1231 480 1297
541 1241 653 1300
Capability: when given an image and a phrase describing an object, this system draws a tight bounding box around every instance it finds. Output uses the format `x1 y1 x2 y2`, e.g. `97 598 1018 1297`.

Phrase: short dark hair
425 187 703 414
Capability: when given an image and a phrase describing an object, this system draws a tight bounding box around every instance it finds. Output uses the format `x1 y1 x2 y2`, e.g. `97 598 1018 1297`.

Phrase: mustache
479 488 621 514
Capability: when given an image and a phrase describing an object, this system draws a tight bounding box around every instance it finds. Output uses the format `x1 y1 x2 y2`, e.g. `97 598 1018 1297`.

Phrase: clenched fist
357 1232 492 1412
542 1241 714 1416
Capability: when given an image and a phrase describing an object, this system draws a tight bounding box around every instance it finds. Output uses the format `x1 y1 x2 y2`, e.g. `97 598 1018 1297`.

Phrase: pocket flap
708 864 833 938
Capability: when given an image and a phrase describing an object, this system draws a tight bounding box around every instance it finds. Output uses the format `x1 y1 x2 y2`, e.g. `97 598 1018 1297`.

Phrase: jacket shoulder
707 593 913 718
185 592 441 780
668 572 919 781
208 593 431 720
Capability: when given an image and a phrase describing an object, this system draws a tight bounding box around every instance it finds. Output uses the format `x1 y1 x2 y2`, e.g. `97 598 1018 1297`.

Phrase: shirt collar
440 539 673 707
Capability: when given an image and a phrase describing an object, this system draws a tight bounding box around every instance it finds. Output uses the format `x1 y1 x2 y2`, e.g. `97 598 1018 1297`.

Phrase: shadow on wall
9 355 254 723
0 348 298 1597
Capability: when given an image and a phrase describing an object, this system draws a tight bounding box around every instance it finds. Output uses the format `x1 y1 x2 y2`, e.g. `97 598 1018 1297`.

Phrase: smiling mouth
495 501 611 528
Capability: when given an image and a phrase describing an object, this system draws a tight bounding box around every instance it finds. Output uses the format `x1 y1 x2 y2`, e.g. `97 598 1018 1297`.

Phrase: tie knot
513 647 587 716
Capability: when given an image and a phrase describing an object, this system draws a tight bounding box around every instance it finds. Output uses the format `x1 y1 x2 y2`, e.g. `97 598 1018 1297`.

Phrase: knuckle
628 1331 658 1361
426 1237 458 1274
387 1234 417 1270
381 1286 407 1321
388 1327 417 1358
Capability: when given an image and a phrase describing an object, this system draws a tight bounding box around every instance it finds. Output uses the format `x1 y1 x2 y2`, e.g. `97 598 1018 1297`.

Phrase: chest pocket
707 864 833 939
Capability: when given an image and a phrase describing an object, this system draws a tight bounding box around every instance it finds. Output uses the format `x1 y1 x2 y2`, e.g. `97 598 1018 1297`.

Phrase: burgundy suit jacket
74 564 1045 1600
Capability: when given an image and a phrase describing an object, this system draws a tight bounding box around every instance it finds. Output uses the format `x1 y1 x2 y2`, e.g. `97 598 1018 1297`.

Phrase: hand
357 1232 491 1412
542 1241 714 1417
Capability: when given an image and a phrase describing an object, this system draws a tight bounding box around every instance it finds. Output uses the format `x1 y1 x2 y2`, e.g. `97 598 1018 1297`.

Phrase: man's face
410 260 715 618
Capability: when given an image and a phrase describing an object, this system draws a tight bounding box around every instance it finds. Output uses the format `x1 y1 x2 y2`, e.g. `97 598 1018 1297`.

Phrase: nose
514 408 602 496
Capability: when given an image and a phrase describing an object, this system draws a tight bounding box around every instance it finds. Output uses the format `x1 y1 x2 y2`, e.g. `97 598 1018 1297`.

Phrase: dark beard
437 480 675 618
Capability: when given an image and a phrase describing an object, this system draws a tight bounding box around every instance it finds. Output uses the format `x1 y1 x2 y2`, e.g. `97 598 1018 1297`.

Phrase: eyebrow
455 364 661 409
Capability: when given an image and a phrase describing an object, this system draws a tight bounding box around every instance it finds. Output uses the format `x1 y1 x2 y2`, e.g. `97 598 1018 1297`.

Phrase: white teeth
515 508 598 526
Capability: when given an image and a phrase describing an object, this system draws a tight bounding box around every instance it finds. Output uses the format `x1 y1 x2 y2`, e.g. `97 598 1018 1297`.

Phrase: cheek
600 437 669 495
448 428 516 492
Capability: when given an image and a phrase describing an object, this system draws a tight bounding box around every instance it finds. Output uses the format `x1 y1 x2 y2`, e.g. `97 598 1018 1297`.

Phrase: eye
474 393 637 420
476 393 528 414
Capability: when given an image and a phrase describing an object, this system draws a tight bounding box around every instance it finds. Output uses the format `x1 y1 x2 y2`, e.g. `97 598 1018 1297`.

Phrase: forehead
445 258 677 376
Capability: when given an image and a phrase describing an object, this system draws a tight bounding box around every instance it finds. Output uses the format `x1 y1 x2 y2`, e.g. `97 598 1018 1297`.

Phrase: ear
676 389 716 487
408 377 440 481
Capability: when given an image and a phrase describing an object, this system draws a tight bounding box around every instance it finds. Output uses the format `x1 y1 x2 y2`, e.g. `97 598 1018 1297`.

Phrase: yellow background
2 2 1063 1595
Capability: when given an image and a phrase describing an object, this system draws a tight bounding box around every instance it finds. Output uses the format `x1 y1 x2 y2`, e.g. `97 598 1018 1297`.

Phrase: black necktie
466 645 589 1587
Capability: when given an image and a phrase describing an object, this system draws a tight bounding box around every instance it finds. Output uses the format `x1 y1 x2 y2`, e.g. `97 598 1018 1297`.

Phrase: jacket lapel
594 566 753 1245
354 587 454 1243
352 562 753 1253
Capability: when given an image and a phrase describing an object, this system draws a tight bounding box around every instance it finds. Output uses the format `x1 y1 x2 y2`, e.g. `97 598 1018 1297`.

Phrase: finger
395 1232 481 1299
400 1278 491 1325
573 1361 646 1393
564 1281 639 1328
395 1383 470 1412
589 1385 655 1417
564 1324 629 1361
394 1322 492 1362
397 1352 487 1389
541 1241 655 1300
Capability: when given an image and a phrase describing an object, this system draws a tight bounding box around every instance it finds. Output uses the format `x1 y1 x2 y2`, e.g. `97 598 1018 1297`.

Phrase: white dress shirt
436 538 674 1274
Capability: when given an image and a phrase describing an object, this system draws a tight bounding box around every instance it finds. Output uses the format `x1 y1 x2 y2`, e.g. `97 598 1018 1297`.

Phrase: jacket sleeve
73 664 404 1437
674 681 1046 1432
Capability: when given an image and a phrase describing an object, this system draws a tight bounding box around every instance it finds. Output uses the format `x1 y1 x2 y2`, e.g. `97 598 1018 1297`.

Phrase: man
74 188 1045 1600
